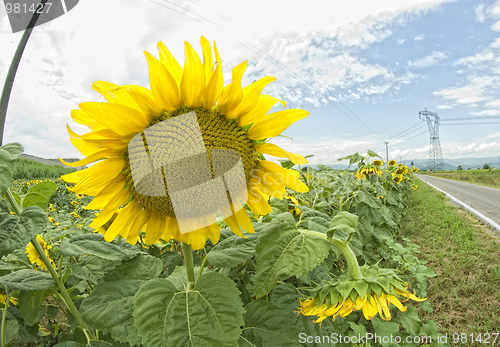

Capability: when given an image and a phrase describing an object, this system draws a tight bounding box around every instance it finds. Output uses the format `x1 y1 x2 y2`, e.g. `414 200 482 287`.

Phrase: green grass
13 158 76 180
400 178 500 343
421 169 500 189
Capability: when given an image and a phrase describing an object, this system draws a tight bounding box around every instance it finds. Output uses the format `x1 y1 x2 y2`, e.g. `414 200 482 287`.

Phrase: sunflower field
1 37 437 347
0 143 438 347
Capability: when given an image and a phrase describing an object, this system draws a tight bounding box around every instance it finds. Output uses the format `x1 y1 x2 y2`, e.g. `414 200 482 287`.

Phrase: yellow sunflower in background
61 37 309 250
26 234 56 271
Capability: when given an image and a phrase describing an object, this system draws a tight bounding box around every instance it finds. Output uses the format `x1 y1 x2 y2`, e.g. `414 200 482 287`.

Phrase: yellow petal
233 202 255 233
126 206 148 244
66 124 123 141
180 41 205 108
106 85 163 123
69 137 128 157
246 187 272 216
157 41 183 87
200 36 213 83
258 160 309 193
84 179 127 210
202 58 223 109
59 149 123 168
237 95 285 127
70 109 106 132
73 158 125 195
386 293 407 312
247 109 309 140
255 143 308 165
252 169 286 199
216 61 247 115
79 102 149 136
104 200 141 242
225 76 276 120
144 51 180 112
143 210 166 245
88 187 130 228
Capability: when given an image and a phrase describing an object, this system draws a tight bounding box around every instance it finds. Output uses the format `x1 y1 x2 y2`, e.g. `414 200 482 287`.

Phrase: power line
147 0 377 135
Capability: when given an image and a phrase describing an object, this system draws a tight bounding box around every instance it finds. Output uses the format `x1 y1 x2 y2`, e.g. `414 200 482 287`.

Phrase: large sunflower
61 37 309 250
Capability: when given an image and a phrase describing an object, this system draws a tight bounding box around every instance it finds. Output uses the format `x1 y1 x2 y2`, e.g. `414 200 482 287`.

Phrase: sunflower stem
197 255 208 280
1 289 11 347
30 237 94 339
299 229 363 281
181 243 195 290
5 189 21 215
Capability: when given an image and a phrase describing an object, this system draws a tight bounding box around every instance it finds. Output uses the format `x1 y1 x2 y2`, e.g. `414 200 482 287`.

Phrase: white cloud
475 4 486 23
414 34 425 41
454 51 496 67
436 104 453 109
485 99 500 108
470 109 500 116
434 75 499 104
408 51 447 69
397 38 405 44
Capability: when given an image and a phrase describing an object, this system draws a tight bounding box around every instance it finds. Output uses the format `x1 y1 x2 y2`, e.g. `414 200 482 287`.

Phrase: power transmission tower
419 109 444 171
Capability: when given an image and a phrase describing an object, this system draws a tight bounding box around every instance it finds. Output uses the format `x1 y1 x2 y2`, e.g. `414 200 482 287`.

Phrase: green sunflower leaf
401 306 422 336
18 289 53 325
133 272 244 347
80 279 145 329
238 301 300 347
253 220 331 298
21 181 57 211
206 228 258 268
59 233 141 260
0 142 24 195
2 319 19 346
0 269 55 291
0 206 46 258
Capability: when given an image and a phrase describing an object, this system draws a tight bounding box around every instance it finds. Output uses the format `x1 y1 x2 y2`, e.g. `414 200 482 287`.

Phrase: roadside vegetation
421 168 500 189
13 158 76 180
400 177 500 343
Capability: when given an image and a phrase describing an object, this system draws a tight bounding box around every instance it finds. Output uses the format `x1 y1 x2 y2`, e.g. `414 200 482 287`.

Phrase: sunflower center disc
124 108 258 233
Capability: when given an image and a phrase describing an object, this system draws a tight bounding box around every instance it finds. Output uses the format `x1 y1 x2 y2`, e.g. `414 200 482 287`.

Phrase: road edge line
418 176 500 234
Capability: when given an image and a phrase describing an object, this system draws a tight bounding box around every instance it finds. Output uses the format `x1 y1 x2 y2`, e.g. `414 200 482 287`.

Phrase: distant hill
304 156 499 171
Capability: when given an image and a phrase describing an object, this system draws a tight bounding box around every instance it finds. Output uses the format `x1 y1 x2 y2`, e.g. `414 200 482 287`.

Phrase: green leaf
401 306 421 336
21 181 57 211
71 256 104 283
102 254 162 282
254 222 331 298
0 269 55 291
18 289 53 325
419 320 440 342
269 283 299 314
134 272 244 347
101 317 142 347
59 233 141 260
306 217 329 233
0 142 23 195
367 149 382 159
0 206 47 258
238 301 301 347
207 228 258 268
3 319 19 346
328 211 358 237
371 317 400 347
80 279 145 329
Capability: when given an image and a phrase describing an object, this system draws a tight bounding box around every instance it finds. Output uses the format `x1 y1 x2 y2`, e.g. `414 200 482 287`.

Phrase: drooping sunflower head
298 266 426 323
61 37 309 250
411 166 419 173
26 234 56 271
388 160 397 166
355 165 382 180
372 159 383 167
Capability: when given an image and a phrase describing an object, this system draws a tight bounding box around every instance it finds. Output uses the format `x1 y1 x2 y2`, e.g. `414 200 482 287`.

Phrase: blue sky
1 0 499 165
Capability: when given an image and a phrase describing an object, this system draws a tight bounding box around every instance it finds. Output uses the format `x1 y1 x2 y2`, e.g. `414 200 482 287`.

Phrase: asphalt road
415 174 500 231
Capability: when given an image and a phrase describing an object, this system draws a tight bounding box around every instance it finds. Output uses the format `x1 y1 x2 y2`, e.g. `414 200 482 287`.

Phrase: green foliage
0 143 23 195
13 158 76 180
0 149 438 347
133 272 245 347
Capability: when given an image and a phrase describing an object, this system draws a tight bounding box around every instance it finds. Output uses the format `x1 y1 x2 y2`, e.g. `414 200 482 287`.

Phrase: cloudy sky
1 0 500 165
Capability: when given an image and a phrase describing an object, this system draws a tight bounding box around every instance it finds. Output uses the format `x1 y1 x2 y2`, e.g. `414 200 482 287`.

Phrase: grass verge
13 158 76 180
400 178 500 340
421 169 500 189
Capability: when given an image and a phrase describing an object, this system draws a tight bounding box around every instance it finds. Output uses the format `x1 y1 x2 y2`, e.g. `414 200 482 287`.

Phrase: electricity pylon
419 109 444 171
